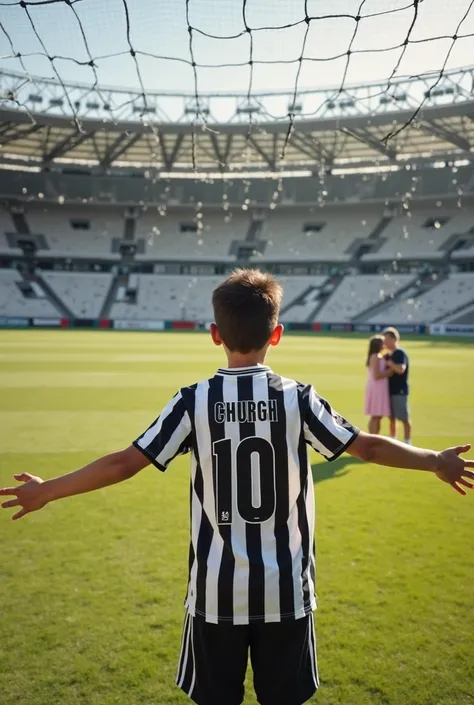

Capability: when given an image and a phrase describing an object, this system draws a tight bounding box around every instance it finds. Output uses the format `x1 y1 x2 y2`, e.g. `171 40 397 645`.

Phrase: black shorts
176 612 318 705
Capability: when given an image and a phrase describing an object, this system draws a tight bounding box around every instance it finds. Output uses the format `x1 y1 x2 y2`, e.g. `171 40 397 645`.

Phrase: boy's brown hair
212 269 283 353
382 326 400 342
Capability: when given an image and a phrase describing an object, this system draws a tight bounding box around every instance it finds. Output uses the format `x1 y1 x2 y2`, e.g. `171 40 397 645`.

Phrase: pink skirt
365 377 391 417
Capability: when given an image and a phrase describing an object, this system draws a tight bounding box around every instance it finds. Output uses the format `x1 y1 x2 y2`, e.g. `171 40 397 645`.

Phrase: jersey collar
216 364 272 377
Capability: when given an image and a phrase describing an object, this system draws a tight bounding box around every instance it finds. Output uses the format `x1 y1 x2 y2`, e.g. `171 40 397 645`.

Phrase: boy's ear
269 324 284 347
210 323 222 346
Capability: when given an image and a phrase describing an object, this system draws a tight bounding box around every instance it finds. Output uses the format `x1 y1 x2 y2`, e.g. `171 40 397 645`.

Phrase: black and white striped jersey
133 364 358 625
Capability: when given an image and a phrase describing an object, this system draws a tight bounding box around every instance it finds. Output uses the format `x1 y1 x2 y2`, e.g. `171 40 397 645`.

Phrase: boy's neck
224 351 268 369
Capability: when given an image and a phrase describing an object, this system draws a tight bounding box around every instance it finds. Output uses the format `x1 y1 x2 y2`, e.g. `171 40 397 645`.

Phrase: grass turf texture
1 330 473 705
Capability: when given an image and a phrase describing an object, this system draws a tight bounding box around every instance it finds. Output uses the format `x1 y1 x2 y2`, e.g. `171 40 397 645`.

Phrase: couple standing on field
365 327 412 444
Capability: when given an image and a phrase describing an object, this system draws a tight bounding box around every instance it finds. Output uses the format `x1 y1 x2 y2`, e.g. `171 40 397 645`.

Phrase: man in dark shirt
383 327 411 444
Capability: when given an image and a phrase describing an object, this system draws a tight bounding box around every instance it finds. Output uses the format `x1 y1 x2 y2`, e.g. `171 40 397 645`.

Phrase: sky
0 0 473 125
0 0 473 94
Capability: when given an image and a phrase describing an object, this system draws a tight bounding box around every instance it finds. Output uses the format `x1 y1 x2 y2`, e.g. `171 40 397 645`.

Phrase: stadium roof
1 67 474 174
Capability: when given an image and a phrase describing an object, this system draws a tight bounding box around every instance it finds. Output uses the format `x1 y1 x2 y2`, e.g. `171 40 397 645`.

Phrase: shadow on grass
311 455 365 485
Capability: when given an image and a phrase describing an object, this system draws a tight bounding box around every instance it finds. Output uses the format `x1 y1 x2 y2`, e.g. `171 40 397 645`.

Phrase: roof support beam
90 134 102 162
272 133 279 168
100 132 129 167
247 134 276 170
43 130 92 163
296 131 330 159
290 131 330 164
0 123 43 146
100 132 142 167
158 132 184 170
196 141 220 164
221 134 233 166
419 120 471 153
341 126 397 161
0 123 13 139
42 125 52 152
210 133 233 169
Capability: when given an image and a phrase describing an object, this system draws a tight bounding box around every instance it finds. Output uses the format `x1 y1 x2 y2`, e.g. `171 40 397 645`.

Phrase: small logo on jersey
214 400 279 424
221 511 230 522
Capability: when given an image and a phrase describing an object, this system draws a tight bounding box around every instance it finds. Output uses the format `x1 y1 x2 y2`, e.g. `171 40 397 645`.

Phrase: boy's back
134 363 358 625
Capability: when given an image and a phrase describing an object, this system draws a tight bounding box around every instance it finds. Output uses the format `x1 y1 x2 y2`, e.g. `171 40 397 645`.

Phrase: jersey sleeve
133 391 192 471
301 385 359 461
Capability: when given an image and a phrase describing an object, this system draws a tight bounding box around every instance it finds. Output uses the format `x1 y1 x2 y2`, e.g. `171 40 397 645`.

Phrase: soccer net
0 0 473 169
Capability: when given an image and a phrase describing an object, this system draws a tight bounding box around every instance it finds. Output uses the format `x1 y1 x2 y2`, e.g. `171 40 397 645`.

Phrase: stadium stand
316 274 414 323
134 211 244 260
448 303 474 324
41 271 113 319
109 274 221 321
0 66 474 328
1 163 474 209
0 207 22 257
32 269 469 324
108 274 330 322
26 206 122 259
362 208 474 261
0 205 11 233
0 228 12 257
255 209 380 262
0 268 59 317
278 276 328 322
2 196 474 326
369 273 474 324
452 242 474 259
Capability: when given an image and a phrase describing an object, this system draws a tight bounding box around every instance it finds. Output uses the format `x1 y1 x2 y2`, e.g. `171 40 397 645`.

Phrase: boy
383 327 411 444
1 269 473 705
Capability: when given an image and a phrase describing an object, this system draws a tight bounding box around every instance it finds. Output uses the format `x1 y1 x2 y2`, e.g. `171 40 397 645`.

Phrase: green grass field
1 330 473 705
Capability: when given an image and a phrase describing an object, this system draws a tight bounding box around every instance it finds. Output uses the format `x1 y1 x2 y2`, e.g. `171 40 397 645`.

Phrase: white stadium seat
317 274 413 323
0 207 22 256
278 276 328 322
110 275 222 321
134 211 245 261
41 271 113 319
27 206 121 259
362 208 474 261
252 209 379 262
1 201 473 325
110 275 328 322
370 274 474 324
0 269 59 317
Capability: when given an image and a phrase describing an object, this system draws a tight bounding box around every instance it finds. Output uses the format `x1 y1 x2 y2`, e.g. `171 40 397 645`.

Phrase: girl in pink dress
364 335 392 435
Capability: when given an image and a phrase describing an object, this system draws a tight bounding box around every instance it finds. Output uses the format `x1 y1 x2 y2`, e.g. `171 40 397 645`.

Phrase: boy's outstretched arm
348 432 474 495
0 445 150 520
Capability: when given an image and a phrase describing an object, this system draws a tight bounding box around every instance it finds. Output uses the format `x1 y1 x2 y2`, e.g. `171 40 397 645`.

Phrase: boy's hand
1 447 148 522
435 445 474 495
0 473 47 520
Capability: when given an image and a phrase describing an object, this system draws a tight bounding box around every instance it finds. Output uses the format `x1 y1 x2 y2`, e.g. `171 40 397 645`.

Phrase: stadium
1 62 474 330
1 2 473 705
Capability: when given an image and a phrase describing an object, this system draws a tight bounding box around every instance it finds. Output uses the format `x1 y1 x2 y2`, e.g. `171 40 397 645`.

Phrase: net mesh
0 1 473 322
0 0 474 170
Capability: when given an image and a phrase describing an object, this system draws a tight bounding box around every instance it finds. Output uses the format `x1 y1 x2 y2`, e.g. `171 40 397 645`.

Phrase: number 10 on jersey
212 437 276 525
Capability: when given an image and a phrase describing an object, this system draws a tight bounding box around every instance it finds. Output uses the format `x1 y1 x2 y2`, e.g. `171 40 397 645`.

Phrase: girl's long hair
366 335 384 366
